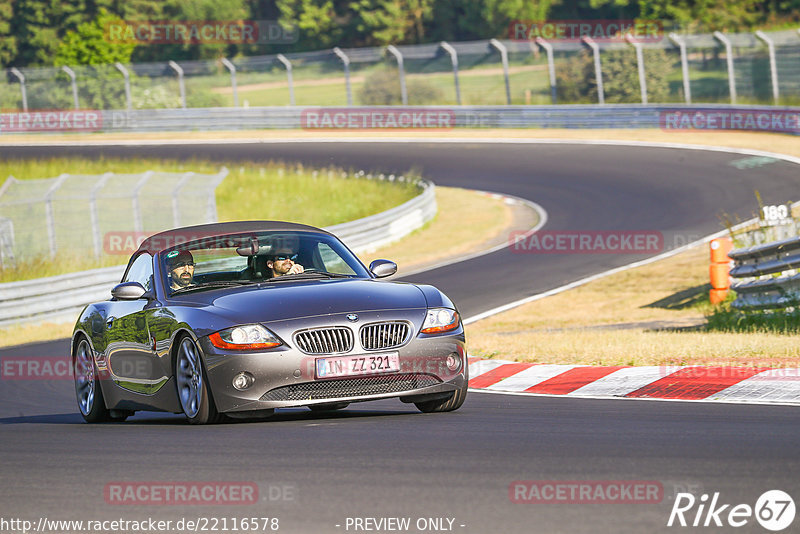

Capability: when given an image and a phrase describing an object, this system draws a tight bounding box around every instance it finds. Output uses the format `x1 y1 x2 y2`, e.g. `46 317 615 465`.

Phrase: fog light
446 353 461 372
232 372 255 391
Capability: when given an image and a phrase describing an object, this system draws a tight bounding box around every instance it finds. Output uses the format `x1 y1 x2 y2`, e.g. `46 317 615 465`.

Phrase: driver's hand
289 264 304 275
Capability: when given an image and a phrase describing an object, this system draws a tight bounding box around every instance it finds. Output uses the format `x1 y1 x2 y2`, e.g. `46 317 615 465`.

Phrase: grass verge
466 244 800 367
0 157 418 283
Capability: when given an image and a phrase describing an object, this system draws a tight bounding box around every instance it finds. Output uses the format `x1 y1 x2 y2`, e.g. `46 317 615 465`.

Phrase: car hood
194 278 428 324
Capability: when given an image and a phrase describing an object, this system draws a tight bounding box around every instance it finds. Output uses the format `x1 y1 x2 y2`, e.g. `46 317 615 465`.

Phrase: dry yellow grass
466 244 800 367
3 129 799 159
359 188 511 272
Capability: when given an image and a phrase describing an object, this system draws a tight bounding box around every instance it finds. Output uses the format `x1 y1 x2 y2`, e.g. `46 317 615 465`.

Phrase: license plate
315 352 400 379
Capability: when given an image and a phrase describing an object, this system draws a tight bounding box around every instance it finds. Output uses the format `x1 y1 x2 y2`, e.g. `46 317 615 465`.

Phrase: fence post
9 68 27 111
668 33 692 104
489 39 511 105
534 37 557 104
114 62 132 111
332 47 353 106
172 172 194 227
44 174 69 257
61 66 79 110
440 41 461 105
755 31 779 104
713 31 737 104
168 61 187 109
0 218 14 268
207 168 229 223
581 36 604 105
386 45 408 105
89 172 113 258
221 58 239 107
625 34 648 104
132 171 153 233
276 54 295 106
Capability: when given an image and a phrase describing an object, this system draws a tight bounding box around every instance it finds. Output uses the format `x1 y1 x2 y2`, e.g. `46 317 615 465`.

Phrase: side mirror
111 281 148 300
369 259 397 278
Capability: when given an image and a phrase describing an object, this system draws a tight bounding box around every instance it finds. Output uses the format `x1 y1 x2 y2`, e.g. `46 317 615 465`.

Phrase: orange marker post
709 237 733 304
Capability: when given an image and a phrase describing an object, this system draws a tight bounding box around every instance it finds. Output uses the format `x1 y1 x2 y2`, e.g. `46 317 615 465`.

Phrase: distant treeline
1 0 798 68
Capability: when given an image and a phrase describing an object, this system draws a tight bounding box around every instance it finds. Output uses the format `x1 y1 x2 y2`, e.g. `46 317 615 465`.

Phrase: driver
166 250 195 290
266 250 304 278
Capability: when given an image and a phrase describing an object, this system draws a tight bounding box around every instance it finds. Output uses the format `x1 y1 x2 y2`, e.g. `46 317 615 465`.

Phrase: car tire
175 335 223 425
308 402 350 412
414 381 468 413
74 337 113 423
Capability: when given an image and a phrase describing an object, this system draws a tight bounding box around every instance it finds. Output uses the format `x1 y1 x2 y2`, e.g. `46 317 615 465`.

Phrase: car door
104 252 164 394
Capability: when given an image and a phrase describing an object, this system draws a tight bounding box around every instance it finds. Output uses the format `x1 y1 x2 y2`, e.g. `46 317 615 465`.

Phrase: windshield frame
159 230 371 297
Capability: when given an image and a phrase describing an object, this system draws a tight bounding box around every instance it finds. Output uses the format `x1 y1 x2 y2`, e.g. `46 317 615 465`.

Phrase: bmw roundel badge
346 314 359 322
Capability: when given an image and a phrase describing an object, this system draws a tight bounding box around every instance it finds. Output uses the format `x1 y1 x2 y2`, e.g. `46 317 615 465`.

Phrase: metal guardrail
24 104 799 134
0 180 436 327
730 235 800 309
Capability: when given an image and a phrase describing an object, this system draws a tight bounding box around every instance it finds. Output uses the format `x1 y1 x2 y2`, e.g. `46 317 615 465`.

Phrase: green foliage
358 68 443 104
55 10 135 66
556 48 673 103
349 0 435 44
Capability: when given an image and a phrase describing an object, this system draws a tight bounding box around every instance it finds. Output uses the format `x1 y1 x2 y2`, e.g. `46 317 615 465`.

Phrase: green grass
0 157 419 283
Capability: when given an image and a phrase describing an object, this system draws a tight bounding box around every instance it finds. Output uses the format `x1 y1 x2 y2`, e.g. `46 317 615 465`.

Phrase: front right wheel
175 335 223 424
414 380 468 413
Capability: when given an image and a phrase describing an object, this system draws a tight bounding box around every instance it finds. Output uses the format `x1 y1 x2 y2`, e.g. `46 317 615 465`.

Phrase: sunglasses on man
273 254 298 262
172 261 195 268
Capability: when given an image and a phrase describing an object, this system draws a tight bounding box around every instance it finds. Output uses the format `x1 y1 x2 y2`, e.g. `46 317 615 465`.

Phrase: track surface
1 141 799 533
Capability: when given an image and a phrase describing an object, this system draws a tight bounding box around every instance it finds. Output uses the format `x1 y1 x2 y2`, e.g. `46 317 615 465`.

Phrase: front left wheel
175 335 223 424
74 337 113 423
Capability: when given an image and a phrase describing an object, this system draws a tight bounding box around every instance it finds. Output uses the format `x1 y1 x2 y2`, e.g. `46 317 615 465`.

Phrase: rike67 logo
668 490 795 531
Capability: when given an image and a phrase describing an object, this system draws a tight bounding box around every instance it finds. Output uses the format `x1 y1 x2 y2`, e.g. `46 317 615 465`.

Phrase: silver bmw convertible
71 221 467 424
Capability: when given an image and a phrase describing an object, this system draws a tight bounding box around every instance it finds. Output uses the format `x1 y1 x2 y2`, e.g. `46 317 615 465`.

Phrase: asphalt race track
1 140 799 533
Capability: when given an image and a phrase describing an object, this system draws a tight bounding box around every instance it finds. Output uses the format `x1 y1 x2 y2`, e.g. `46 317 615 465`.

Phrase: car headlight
209 324 282 350
420 308 460 334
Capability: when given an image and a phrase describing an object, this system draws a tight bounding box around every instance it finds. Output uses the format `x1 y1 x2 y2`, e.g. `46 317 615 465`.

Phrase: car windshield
161 230 369 295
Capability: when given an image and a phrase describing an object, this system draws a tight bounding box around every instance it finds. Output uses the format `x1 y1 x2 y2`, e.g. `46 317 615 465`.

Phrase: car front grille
260 373 441 402
294 327 353 354
360 321 411 350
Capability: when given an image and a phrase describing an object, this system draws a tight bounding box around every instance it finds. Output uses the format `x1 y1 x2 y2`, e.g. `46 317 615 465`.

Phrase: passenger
166 250 195 290
266 250 304 278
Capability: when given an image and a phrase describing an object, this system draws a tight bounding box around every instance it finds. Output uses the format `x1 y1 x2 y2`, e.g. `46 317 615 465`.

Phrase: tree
55 10 135 66
349 0 435 44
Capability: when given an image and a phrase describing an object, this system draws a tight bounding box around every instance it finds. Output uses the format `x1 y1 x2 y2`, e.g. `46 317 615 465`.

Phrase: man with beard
166 250 195 290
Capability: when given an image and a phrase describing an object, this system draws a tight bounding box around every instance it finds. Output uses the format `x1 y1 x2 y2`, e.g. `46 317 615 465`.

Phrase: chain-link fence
2 29 798 111
0 168 228 266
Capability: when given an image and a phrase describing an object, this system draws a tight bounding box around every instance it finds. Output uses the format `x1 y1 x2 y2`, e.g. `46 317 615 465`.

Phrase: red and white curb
467 358 800 405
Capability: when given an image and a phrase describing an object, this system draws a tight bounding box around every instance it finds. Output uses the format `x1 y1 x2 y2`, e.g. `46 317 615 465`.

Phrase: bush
359 69 443 105
556 48 674 104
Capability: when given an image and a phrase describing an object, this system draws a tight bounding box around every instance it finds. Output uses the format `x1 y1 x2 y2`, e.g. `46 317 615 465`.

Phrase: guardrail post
332 47 353 106
713 31 737 104
207 167 229 222
440 41 461 105
172 172 194 227
9 68 27 111
89 172 113 258
276 54 295 106
114 62 132 111
386 45 408 105
625 34 648 104
668 33 692 104
221 58 239 107
168 61 187 109
0 218 14 268
61 66 79 110
44 174 69 257
132 171 153 233
581 36 604 105
535 37 557 104
755 31 779 104
489 39 511 105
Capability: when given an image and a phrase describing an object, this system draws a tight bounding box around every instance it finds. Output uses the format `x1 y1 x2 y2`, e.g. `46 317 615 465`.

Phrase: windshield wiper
266 270 354 282
170 280 253 295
